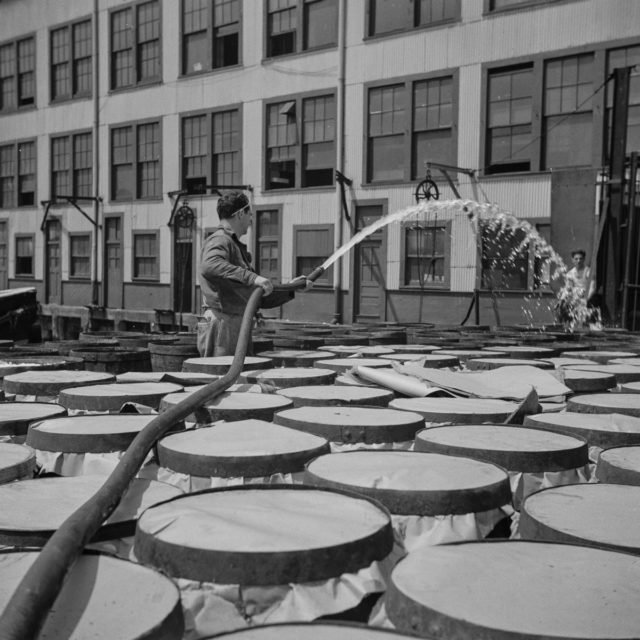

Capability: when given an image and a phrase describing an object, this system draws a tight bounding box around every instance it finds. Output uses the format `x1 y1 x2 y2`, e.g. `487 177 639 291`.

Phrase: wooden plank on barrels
157 420 329 478
305 450 511 515
566 393 640 417
3 370 115 397
596 446 640 485
182 356 273 375
0 402 67 437
134 485 393 586
277 385 394 408
0 443 36 484
240 367 336 389
58 382 183 412
414 424 588 472
388 397 518 424
0 552 184 639
274 406 424 444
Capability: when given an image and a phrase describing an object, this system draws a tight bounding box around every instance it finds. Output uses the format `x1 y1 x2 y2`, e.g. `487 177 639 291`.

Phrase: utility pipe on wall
91 0 100 306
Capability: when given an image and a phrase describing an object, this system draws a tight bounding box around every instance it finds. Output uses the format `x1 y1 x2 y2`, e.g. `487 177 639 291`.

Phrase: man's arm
200 236 257 287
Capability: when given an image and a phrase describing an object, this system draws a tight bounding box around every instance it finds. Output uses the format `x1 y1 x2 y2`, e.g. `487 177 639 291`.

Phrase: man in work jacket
199 190 273 356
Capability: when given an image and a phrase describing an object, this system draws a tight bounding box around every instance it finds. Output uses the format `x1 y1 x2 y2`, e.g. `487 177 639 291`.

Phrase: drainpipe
91 0 100 306
333 0 347 324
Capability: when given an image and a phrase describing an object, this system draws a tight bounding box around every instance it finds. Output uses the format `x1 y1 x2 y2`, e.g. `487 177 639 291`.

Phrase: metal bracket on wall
40 196 103 231
335 170 352 222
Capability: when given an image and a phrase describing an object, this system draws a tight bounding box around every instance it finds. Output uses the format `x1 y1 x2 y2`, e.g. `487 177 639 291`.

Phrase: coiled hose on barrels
0 269 324 639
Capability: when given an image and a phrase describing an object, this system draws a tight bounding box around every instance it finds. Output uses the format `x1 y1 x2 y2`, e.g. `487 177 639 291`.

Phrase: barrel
564 363 640 384
566 393 640 417
203 623 418 639
277 384 394 408
240 367 336 389
0 442 36 483
0 402 67 441
149 341 200 372
389 397 520 424
3 369 115 402
69 346 151 374
596 445 640 484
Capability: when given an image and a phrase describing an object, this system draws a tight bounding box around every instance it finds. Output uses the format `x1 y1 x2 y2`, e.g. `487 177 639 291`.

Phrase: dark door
0 221 7 289
104 215 123 308
45 219 61 304
174 224 193 314
354 204 386 321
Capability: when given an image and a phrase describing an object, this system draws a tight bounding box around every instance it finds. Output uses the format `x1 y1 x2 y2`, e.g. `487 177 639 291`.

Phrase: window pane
369 135 404 181
481 223 528 289
304 0 338 49
134 233 157 278
413 129 453 179
544 112 592 169
370 0 412 34
418 0 458 25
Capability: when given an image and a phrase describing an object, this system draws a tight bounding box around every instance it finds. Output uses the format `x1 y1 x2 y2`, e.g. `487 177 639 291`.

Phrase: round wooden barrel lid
0 476 182 546
414 424 588 472
3 370 115 397
158 419 329 477
274 406 424 443
305 450 511 515
548 356 598 367
322 345 395 356
566 393 640 417
134 485 393 585
0 402 67 436
596 446 640 484
564 363 640 384
563 350 637 364
278 385 393 407
385 353 460 368
26 414 162 453
182 356 273 375
524 412 640 448
482 346 556 359
520 483 640 555
58 381 183 412
209 622 421 639
467 358 554 371
240 367 337 389
561 369 616 393
619 381 640 394
389 397 519 424
161 390 293 422
438 349 508 362
314 357 395 373
0 355 84 378
609 357 640 366
272 336 325 349
254 350 337 367
386 344 442 354
385 540 640 639
116 371 218 385
0 442 36 484
0 551 183 639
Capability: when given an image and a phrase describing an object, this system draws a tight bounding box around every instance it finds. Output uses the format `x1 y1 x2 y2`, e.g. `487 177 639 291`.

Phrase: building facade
0 0 638 336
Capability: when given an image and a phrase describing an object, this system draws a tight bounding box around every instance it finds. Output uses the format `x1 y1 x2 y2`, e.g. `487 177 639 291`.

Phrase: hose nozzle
306 265 326 283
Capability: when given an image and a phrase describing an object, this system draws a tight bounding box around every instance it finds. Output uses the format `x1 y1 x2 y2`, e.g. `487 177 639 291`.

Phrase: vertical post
621 152 639 328
92 0 100 306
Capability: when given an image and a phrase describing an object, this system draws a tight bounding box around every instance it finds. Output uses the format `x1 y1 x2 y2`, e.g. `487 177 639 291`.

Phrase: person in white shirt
566 249 595 301
556 249 597 327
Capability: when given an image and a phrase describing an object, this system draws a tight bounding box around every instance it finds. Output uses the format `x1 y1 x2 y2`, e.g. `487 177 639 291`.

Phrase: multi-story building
0 0 638 336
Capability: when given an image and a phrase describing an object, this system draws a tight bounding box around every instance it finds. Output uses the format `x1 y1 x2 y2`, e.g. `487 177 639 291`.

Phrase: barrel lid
549 356 598 367
564 364 640 384
414 424 588 472
182 356 273 375
0 551 183 639
389 397 518 424
116 371 218 385
385 354 460 367
597 446 640 484
274 406 424 444
562 350 637 364
254 350 337 367
210 622 420 639
385 344 442 353
482 346 556 358
0 402 67 436
0 442 36 484
387 540 640 639
610 357 640 366
520 483 640 555
438 349 508 360
560 369 616 392
277 384 393 407
134 485 393 585
240 367 336 388
524 412 640 448
158 419 329 477
0 476 182 546
58 382 183 412
567 393 640 417
0 355 84 377
26 414 161 453
3 369 115 396
314 357 395 373
467 358 554 370
322 346 395 356
305 450 511 515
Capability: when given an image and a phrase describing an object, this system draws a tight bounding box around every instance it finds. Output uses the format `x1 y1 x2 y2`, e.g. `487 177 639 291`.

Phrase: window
266 0 338 58
0 141 36 208
111 121 161 200
543 54 594 169
51 132 92 199
266 93 335 189
50 19 92 101
69 233 91 278
110 1 161 90
368 0 459 37
0 36 35 111
182 0 240 74
15 235 34 277
367 76 456 183
132 231 159 280
293 224 333 285
403 222 449 287
255 208 281 282
182 107 241 192
487 0 559 11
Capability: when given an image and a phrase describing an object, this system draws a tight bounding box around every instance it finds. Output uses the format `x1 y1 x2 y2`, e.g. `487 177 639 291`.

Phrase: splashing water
319 199 599 331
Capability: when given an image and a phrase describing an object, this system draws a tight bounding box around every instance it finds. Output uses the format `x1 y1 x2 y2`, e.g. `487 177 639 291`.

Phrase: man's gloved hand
254 275 274 295
289 275 314 290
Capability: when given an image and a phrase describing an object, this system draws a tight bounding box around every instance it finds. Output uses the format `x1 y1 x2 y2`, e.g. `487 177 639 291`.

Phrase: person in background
556 249 598 327
198 191 273 357
566 249 596 302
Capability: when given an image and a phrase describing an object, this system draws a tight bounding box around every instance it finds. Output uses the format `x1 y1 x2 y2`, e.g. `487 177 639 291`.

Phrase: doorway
104 215 123 308
173 224 194 315
45 219 61 304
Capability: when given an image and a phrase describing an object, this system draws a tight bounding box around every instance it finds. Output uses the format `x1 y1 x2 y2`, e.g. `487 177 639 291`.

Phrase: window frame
0 33 36 114
109 118 163 202
0 139 37 209
49 17 93 103
364 70 459 186
292 223 334 287
253 204 283 283
483 0 570 14
399 219 452 290
264 88 337 191
68 232 92 280
14 233 35 278
131 229 160 281
50 129 93 200
264 0 339 60
108 0 162 92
